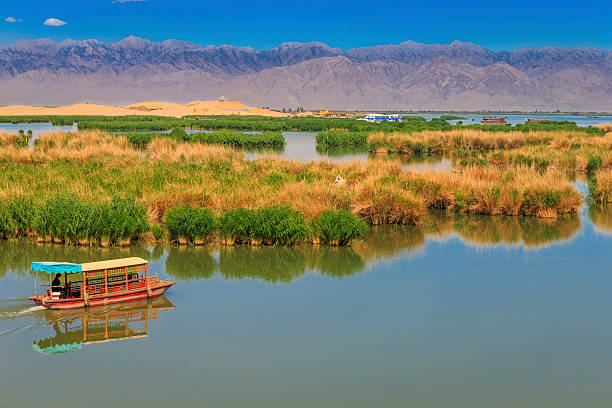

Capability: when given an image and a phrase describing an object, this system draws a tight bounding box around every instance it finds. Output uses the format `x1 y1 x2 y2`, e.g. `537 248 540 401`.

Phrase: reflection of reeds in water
353 225 426 264
589 205 612 235
219 247 308 283
218 246 366 283
452 214 581 249
165 246 216 280
162 245 367 283
0 240 151 279
0 211 585 284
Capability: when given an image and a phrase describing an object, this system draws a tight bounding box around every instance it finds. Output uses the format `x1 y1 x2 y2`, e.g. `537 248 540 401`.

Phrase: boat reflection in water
32 296 175 355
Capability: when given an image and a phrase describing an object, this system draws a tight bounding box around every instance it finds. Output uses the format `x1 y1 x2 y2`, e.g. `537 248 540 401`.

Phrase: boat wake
0 305 45 318
0 320 35 336
0 300 45 320
0 300 44 337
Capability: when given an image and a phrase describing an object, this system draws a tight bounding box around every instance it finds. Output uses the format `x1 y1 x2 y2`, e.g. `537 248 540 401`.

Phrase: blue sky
1 0 611 50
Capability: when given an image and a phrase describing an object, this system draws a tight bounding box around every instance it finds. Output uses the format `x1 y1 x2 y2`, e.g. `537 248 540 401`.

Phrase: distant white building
218 96 225 102
358 113 401 123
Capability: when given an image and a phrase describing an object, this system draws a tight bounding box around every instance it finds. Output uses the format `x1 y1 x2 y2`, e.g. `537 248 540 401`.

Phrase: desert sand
0 100 286 118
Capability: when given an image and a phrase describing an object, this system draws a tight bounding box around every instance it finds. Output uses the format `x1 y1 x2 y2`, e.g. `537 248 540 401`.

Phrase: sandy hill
0 101 286 118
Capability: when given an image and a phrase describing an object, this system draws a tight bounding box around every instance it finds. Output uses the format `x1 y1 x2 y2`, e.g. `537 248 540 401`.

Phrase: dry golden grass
369 129 559 152
368 128 612 170
594 123 612 132
34 130 140 162
593 169 612 203
147 137 241 162
0 130 584 224
0 130 241 165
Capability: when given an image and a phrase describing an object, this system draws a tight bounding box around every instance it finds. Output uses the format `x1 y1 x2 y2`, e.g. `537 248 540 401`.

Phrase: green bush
587 155 603 171
9 195 36 235
317 210 367 245
165 205 217 243
169 127 189 141
316 131 368 148
0 202 16 239
254 206 308 246
219 208 258 243
110 196 149 236
521 189 562 215
151 224 164 241
28 193 148 244
125 133 154 147
187 130 285 148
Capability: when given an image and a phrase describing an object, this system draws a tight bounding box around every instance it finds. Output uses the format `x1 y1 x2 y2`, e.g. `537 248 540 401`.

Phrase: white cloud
43 18 67 27
5 17 22 23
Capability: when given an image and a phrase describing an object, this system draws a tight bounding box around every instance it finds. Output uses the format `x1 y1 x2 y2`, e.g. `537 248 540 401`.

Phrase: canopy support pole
82 271 89 307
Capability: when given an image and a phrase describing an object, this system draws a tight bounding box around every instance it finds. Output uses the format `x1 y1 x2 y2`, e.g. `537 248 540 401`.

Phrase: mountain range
1 36 611 111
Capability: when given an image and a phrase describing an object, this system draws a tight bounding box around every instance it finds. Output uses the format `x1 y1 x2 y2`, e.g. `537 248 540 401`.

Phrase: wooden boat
33 297 175 355
526 118 548 123
28 257 175 310
481 116 507 124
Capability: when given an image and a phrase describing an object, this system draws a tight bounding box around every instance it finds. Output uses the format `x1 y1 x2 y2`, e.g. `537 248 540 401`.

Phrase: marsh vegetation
0 115 609 247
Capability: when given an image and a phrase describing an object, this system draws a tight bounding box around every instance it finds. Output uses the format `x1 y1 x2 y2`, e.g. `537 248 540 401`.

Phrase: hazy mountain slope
0 37 610 110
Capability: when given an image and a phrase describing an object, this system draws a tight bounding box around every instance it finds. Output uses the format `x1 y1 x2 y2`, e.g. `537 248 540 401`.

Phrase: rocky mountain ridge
0 37 610 110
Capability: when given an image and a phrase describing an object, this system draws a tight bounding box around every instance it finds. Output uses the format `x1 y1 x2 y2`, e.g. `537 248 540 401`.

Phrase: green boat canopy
31 262 81 274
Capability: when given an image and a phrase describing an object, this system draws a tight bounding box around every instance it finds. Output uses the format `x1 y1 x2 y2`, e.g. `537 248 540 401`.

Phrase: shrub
317 210 367 245
125 133 154 147
521 189 564 216
110 196 149 236
9 195 36 235
589 169 612 204
316 131 368 148
33 193 82 242
165 205 217 243
169 127 189 141
254 206 308 245
587 155 603 171
0 202 16 239
29 193 148 244
219 208 258 244
151 224 164 241
189 130 285 148
355 182 424 225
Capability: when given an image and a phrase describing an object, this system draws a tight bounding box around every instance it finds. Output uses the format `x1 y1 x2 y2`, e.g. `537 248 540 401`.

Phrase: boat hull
30 282 174 310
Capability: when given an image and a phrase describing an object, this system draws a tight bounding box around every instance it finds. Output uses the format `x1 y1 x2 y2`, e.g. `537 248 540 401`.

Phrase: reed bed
166 206 366 246
590 169 612 203
0 193 148 245
367 129 612 171
126 129 286 149
0 130 587 246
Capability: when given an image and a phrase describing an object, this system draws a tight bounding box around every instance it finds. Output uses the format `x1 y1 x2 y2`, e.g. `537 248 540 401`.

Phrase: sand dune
0 100 285 118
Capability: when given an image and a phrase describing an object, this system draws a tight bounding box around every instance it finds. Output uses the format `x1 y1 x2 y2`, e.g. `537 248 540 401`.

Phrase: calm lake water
1 206 611 407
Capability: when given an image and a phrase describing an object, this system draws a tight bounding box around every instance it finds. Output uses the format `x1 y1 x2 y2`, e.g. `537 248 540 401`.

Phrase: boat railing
84 275 160 297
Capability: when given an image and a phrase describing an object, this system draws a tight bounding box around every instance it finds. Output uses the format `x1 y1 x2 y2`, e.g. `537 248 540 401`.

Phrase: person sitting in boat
51 273 65 299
